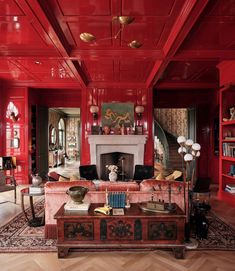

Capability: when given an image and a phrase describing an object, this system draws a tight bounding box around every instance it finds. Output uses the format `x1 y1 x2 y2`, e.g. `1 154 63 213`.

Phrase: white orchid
106 165 118 173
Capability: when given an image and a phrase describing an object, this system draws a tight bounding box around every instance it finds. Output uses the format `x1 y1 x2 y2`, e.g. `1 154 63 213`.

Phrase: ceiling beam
146 0 210 88
88 81 146 89
173 50 235 60
22 0 87 88
70 49 163 60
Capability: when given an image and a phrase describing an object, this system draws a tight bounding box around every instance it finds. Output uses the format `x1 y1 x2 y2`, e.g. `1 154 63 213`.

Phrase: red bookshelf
219 85 235 205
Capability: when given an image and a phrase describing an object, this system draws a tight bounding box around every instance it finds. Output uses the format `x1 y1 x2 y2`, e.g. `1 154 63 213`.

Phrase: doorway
154 108 196 170
48 108 80 171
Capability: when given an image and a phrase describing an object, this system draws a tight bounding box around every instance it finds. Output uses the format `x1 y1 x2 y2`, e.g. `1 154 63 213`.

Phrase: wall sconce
10 112 19 122
135 105 144 119
90 105 99 120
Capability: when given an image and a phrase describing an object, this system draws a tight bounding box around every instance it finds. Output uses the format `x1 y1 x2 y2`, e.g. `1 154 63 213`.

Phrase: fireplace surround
88 135 147 179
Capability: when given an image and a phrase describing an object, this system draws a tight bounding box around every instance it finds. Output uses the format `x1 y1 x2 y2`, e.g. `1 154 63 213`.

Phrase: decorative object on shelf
66 186 89 204
135 105 144 120
79 16 142 49
120 124 125 135
94 206 112 215
10 130 20 149
135 125 143 135
125 188 130 208
31 174 42 187
91 125 100 135
223 106 235 122
177 135 201 249
103 125 110 135
228 165 235 176
6 102 20 122
106 164 118 182
90 105 99 120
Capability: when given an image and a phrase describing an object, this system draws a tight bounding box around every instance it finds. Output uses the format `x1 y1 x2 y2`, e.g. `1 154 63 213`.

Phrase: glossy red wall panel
1 87 29 184
217 61 235 86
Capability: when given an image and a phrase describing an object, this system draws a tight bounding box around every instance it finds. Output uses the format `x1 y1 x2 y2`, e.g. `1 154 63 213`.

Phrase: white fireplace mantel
88 135 147 177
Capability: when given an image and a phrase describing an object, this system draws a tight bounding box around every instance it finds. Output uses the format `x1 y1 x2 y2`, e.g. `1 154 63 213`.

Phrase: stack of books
29 185 44 194
64 200 90 211
225 184 235 194
108 192 126 208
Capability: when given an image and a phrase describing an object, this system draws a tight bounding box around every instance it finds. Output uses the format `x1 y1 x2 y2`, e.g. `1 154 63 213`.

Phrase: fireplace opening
100 152 134 181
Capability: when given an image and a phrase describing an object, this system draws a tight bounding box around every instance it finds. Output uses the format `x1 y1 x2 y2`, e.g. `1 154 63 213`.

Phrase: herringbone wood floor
0 250 235 271
0 185 235 271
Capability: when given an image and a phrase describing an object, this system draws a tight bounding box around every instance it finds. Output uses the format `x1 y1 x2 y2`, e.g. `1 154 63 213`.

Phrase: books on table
64 200 90 211
29 186 44 194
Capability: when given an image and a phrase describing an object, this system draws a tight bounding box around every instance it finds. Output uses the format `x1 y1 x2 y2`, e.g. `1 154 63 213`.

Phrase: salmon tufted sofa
44 179 187 239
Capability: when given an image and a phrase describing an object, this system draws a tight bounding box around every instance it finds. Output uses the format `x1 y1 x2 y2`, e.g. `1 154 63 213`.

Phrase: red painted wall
80 87 154 166
1 86 29 184
217 61 235 87
154 88 219 184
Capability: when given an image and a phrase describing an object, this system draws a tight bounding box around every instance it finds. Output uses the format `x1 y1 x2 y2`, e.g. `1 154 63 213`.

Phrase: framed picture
135 125 143 135
101 103 134 128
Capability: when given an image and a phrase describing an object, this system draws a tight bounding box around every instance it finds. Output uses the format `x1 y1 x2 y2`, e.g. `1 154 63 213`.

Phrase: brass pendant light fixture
79 16 142 49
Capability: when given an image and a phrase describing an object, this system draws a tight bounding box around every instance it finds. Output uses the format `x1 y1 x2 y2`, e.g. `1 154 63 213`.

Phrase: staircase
165 131 182 171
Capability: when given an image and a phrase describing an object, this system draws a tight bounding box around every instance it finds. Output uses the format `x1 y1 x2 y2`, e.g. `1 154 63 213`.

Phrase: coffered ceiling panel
122 0 177 16
84 59 114 82
0 16 59 55
57 0 111 16
0 0 234 89
0 0 24 16
0 59 34 81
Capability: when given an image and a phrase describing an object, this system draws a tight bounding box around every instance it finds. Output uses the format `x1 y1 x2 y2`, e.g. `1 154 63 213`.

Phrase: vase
31 174 42 187
109 171 117 182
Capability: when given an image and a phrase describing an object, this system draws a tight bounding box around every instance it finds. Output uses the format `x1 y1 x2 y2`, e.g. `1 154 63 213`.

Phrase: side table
20 187 45 227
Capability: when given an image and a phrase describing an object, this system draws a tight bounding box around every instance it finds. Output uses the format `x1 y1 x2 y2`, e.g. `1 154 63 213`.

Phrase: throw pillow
58 175 70 182
70 174 80 181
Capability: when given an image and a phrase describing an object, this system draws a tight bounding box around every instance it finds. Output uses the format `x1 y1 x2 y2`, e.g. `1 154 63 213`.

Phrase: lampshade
184 153 193 162
192 143 201 151
178 146 187 154
185 139 194 147
90 105 99 114
192 150 200 157
135 105 144 114
177 136 186 145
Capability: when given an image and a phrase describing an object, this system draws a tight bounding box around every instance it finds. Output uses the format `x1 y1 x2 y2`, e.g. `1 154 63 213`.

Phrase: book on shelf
225 187 235 194
224 137 235 140
222 142 235 157
225 184 235 190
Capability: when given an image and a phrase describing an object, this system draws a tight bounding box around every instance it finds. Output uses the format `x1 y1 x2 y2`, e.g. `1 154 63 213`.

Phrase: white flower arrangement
106 165 118 173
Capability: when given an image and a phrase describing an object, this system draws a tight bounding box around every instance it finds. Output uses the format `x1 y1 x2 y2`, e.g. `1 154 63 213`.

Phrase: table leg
21 193 29 222
29 196 35 219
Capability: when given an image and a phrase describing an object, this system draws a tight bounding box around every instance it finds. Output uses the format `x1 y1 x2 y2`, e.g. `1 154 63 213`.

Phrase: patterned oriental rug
0 200 234 252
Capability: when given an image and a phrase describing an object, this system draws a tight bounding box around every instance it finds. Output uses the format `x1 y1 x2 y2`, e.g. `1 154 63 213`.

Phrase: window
58 118 65 148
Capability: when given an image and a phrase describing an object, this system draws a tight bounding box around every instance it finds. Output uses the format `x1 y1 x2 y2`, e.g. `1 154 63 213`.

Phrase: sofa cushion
97 181 139 191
